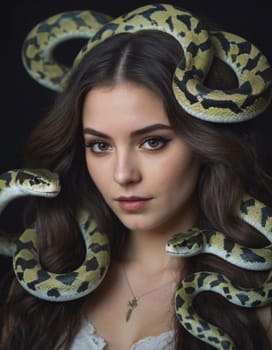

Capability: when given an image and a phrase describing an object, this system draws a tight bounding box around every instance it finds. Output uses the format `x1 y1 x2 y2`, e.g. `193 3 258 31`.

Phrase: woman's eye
86 141 112 153
140 137 170 151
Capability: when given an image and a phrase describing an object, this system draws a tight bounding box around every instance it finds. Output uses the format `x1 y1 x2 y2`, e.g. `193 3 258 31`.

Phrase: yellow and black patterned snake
6 2 271 349
1 169 271 349
0 169 110 301
22 3 272 123
166 195 272 349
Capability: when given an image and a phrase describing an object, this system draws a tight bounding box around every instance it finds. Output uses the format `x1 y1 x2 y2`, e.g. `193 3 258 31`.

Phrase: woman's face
82 81 200 235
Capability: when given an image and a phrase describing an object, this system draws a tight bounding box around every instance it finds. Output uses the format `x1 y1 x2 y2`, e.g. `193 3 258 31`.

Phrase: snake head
15 169 61 197
166 228 205 257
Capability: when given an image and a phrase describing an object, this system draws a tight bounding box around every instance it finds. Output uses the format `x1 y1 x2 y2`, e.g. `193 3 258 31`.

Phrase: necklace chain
123 267 174 322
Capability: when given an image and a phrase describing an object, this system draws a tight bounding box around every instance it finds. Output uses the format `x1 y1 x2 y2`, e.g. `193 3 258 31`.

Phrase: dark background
1 0 271 275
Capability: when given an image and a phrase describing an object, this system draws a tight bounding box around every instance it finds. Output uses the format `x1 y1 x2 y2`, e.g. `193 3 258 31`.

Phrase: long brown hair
1 29 271 349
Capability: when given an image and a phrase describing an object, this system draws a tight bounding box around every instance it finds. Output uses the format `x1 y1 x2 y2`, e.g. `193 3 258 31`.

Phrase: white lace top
69 320 175 349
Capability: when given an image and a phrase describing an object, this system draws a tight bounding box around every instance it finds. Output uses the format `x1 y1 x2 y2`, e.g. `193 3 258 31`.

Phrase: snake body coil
11 2 272 348
166 193 272 271
22 10 112 91
175 270 272 350
0 169 271 348
167 194 272 349
22 3 272 123
0 169 110 301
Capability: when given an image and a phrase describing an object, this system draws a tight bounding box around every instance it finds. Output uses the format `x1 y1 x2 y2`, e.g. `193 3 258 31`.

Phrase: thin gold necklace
123 267 175 322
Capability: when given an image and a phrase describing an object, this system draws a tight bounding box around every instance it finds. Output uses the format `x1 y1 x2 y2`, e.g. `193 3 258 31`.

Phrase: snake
21 3 272 123
174 270 272 350
166 194 272 349
0 169 271 348
0 169 110 301
21 10 113 92
166 194 272 271
0 169 60 256
12 2 272 348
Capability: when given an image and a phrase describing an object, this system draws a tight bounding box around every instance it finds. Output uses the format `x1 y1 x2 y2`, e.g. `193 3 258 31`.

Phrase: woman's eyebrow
83 124 172 139
130 124 172 137
83 128 110 139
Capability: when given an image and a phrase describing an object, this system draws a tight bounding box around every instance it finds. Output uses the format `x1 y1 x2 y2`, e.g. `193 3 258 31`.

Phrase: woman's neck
122 204 198 273
125 233 179 272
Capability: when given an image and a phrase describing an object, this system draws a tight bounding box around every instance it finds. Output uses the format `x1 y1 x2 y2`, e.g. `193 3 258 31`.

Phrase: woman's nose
113 152 141 186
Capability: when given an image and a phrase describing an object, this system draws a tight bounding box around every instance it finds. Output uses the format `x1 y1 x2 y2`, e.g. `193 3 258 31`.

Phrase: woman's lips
116 196 152 211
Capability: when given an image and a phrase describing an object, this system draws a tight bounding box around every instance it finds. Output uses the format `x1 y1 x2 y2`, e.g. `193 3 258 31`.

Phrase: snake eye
30 176 41 185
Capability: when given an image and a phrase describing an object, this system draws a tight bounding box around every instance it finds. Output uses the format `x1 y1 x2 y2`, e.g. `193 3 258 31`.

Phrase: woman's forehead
82 81 170 130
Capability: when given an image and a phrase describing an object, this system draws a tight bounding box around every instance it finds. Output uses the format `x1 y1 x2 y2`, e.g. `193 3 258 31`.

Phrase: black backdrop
1 0 271 276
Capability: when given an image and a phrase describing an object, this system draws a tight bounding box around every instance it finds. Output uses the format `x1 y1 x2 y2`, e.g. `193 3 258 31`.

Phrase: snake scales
22 3 272 123
5 2 272 349
0 169 110 301
1 169 271 349
166 195 272 349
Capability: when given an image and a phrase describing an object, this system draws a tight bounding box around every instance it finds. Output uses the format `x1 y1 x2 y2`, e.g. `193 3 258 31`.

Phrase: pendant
126 297 138 322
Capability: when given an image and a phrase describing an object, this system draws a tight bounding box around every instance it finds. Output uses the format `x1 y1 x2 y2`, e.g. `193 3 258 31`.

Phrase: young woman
0 4 271 349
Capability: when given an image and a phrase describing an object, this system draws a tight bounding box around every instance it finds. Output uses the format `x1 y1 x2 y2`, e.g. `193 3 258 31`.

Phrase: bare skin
82 81 199 348
82 81 272 349
84 260 180 349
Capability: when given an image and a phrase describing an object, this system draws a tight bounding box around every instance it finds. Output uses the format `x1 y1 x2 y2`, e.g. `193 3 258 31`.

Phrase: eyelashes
85 141 113 153
85 136 171 154
139 136 171 151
